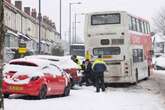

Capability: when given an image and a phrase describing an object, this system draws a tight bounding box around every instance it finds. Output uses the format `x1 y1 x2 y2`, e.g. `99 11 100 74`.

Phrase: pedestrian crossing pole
0 0 4 109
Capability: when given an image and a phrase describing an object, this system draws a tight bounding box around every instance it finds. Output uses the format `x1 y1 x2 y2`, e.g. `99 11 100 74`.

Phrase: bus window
91 13 120 25
132 17 137 31
143 22 146 33
133 49 143 63
141 21 145 33
70 44 85 56
138 19 142 32
101 39 110 45
136 19 140 32
128 16 133 30
93 47 121 55
146 23 150 34
144 22 148 34
147 23 151 33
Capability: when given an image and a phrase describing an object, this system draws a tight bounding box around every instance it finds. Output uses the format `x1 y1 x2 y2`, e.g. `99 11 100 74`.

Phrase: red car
2 58 71 99
25 55 83 87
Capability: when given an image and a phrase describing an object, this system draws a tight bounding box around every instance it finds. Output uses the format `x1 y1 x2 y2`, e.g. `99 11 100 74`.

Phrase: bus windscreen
91 13 120 25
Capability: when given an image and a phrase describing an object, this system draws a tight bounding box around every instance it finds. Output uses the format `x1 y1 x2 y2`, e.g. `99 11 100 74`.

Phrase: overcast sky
14 0 165 41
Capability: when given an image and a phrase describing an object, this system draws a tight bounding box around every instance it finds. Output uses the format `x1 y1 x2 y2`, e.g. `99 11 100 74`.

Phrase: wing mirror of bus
149 50 154 56
150 32 155 36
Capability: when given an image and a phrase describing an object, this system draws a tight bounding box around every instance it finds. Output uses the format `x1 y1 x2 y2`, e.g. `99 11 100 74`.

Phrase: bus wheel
135 69 138 84
144 67 150 80
148 67 150 77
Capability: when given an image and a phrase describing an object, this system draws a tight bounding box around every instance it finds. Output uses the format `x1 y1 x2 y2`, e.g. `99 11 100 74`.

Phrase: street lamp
69 2 81 46
38 0 41 54
74 13 84 43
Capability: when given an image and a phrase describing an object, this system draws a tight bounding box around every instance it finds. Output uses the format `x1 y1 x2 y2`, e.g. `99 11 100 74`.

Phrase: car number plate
9 86 23 91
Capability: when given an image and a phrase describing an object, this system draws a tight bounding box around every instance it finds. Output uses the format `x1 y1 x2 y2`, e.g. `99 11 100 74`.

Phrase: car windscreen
9 61 38 67
93 47 121 55
91 13 120 25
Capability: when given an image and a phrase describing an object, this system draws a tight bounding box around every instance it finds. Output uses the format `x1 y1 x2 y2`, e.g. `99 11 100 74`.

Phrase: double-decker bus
70 44 85 57
84 11 152 84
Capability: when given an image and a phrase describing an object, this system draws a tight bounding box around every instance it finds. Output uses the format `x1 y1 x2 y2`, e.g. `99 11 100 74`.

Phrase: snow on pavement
4 85 164 110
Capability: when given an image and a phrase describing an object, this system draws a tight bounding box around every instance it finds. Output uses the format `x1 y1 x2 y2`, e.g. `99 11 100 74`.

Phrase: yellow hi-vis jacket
92 58 106 71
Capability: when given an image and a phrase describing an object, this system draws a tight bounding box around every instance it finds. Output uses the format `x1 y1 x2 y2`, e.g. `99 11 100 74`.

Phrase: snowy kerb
4 83 165 110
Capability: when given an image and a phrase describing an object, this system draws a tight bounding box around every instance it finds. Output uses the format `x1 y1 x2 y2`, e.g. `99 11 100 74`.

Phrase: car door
49 64 66 94
42 66 56 95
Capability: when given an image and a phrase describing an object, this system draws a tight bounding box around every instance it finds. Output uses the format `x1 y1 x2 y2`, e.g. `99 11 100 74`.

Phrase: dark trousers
85 72 91 85
80 72 90 86
95 72 105 92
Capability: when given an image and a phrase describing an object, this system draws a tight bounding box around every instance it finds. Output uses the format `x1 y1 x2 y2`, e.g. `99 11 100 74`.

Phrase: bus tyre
148 67 150 77
38 85 47 99
135 69 138 84
144 67 150 80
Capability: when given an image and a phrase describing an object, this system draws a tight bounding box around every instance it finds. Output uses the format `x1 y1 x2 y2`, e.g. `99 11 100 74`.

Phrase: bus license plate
9 86 23 91
103 55 112 59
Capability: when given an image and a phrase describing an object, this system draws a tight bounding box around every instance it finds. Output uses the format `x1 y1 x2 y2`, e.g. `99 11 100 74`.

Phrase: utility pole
0 0 4 109
59 0 62 39
38 0 41 54
74 13 77 44
68 2 81 50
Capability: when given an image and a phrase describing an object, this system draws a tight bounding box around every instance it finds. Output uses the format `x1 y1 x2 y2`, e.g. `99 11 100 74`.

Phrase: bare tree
153 8 165 34
0 0 4 109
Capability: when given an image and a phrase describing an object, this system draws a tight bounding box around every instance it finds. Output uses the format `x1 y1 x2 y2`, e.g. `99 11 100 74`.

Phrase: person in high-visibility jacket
71 55 82 69
92 55 107 92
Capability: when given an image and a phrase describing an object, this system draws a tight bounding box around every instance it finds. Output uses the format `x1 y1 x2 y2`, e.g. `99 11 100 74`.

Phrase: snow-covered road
4 77 165 110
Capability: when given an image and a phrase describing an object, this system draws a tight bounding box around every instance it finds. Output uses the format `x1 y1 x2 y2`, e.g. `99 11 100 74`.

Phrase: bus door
132 48 148 80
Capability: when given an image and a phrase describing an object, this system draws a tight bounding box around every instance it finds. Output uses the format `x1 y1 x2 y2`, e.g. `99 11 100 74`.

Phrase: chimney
43 16 47 23
31 8 37 18
24 7 31 15
5 0 11 3
15 1 22 10
52 22 56 28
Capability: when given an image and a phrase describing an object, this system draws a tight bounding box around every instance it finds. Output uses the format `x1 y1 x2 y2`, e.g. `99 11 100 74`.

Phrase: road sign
18 48 27 54
19 43 26 48
18 43 27 54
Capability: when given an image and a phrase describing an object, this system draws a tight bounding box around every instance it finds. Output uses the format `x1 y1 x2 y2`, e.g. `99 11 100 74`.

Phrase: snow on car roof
25 55 81 69
9 58 50 67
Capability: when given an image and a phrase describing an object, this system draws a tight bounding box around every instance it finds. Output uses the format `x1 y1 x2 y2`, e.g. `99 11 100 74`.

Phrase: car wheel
38 85 47 99
63 83 71 96
70 78 75 88
4 93 10 98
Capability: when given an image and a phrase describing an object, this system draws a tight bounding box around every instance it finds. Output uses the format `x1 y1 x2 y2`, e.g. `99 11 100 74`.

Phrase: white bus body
84 11 152 83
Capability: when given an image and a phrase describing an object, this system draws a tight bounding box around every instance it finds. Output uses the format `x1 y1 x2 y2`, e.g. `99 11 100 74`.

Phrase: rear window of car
9 61 38 67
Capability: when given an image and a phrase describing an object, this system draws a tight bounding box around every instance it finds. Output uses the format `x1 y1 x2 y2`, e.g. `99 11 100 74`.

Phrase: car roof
25 55 80 69
9 58 51 67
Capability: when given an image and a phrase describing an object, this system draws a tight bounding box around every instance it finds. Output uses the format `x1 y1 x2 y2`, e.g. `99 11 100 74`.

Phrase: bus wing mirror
149 50 154 56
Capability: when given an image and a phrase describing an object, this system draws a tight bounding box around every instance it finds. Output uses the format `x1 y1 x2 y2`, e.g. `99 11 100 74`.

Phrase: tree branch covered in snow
153 8 165 34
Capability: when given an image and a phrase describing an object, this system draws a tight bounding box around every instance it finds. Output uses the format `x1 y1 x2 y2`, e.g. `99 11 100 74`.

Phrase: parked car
153 55 165 70
25 55 83 87
2 58 71 99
